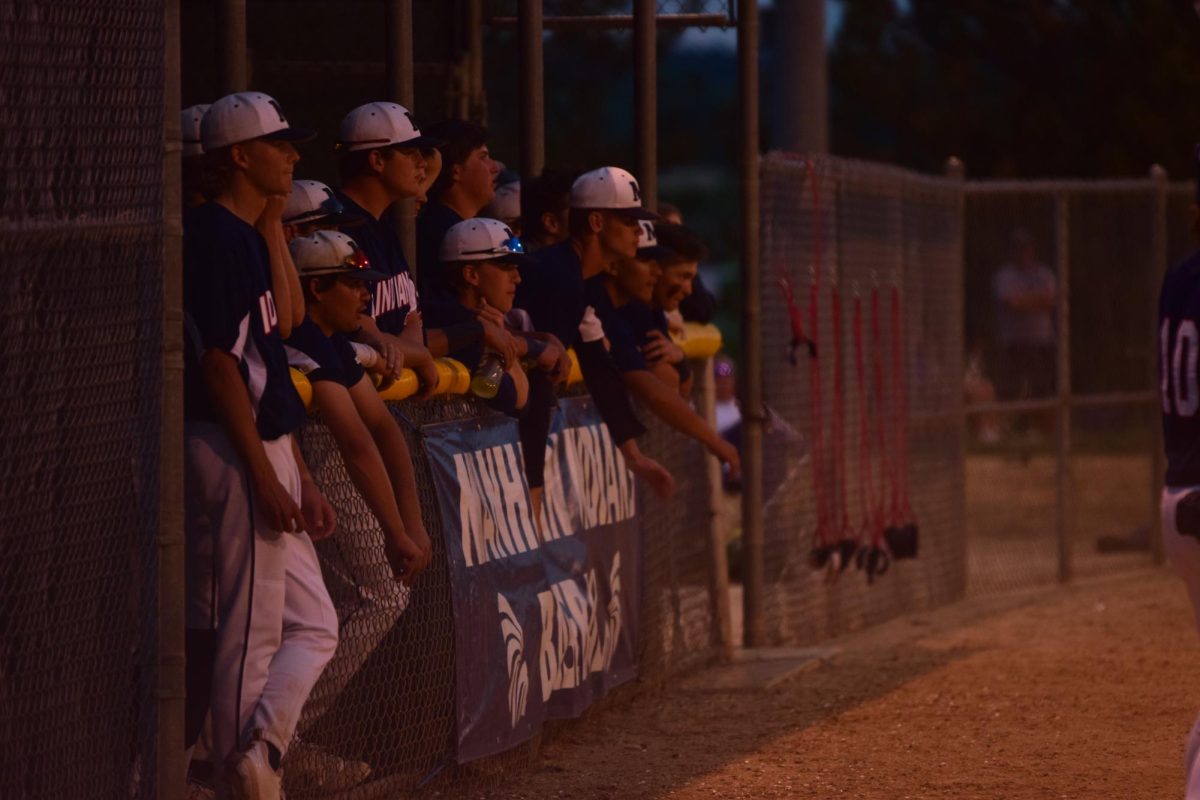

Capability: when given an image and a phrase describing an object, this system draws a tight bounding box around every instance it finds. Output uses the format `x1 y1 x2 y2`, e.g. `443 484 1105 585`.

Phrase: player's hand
479 315 520 368
256 193 287 228
385 534 425 586
373 334 405 382
300 477 337 540
534 338 565 375
402 309 424 344
254 473 306 534
626 452 676 498
709 438 741 480
642 329 684 366
413 358 440 399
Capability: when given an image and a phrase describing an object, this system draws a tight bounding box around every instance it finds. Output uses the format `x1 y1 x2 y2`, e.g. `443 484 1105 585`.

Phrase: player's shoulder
285 318 340 369
1161 249 1200 315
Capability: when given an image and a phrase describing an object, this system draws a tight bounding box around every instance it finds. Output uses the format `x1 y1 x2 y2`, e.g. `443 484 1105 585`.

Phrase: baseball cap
289 230 389 282
283 180 360 227
201 92 315 151
337 102 440 153
483 180 521 223
636 219 671 260
181 104 210 157
570 166 657 220
439 218 531 266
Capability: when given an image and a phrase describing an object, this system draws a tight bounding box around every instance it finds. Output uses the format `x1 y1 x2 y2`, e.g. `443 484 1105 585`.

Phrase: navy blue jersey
1161 249 1200 486
415 201 463 295
183 202 305 441
584 276 647 374
514 239 588 347
336 192 419 336
617 300 692 384
285 317 366 388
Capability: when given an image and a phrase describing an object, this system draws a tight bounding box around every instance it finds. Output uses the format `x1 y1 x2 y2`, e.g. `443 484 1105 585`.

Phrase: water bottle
470 351 505 399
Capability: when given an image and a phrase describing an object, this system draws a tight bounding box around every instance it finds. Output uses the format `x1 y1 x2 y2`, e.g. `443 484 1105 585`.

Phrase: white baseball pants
185 423 338 764
1161 486 1200 800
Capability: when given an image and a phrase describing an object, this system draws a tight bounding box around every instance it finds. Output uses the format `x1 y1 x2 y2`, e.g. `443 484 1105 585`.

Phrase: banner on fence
423 395 641 763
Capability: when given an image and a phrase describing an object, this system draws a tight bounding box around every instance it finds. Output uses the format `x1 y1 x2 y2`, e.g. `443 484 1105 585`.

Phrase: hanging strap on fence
827 281 857 575
861 283 892 581
885 282 920 559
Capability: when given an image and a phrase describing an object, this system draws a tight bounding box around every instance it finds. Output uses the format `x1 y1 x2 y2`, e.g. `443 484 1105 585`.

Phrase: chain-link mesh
284 374 719 797
962 181 1166 592
759 153 966 645
0 3 165 798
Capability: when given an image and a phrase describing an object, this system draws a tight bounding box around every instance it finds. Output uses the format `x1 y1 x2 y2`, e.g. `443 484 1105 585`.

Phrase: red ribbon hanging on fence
803 161 836 554
870 284 892 547
889 284 916 526
852 294 878 541
829 284 854 545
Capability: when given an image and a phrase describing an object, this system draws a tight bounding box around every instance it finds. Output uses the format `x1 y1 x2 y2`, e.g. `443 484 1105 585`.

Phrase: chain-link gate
0 2 167 798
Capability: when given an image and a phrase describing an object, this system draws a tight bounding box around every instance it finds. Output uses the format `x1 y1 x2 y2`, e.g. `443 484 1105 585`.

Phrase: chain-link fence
758 153 967 645
282 369 720 797
0 2 167 798
962 177 1177 594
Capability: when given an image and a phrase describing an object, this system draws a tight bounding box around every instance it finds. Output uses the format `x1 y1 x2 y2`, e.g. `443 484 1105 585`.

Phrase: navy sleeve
577 339 645 445
421 291 484 370
603 313 648 374
330 333 366 387
285 319 356 386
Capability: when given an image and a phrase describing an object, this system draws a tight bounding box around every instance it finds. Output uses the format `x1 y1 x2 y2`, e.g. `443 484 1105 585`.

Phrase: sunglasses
343 247 371 270
460 235 525 258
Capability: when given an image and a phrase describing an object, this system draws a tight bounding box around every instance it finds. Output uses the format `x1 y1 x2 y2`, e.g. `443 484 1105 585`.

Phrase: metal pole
633 0 657 210
1055 191 1073 583
738 0 765 647
467 0 487 124
945 156 969 596
159 1 186 797
1150 165 1168 566
215 0 247 94
698 358 734 660
518 0 545 183
775 0 827 153
385 0 416 270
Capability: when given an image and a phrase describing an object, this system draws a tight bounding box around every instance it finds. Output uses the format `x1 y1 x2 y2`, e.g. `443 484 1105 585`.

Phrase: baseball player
283 231 431 749
514 166 677 498
519 168 579 252
584 221 738 475
1161 147 1200 800
184 92 338 800
415 118 501 293
334 102 519 393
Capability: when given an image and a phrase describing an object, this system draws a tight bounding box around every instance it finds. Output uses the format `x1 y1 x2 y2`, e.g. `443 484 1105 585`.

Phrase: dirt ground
487 568 1197 800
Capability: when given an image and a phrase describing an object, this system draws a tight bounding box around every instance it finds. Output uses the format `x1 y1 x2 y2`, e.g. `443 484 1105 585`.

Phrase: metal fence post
518 0 545 183
633 0 657 210
160 2 186 798
738 0 765 647
216 0 246 93
384 0 417 272
1150 164 1168 566
696 358 734 660
1055 191 1073 583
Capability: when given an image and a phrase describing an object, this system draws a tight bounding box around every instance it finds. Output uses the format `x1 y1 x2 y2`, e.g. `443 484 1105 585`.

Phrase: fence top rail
964 178 1175 195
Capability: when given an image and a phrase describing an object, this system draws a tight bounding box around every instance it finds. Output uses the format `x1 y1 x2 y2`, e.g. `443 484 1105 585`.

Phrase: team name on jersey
373 271 419 318
1162 315 1199 417
258 290 279 335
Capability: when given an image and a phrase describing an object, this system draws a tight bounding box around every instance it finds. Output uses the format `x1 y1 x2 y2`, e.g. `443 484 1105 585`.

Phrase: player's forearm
623 369 723 452
201 351 277 486
365 413 425 536
327 416 410 544
259 220 303 337
577 340 644 445
424 322 483 359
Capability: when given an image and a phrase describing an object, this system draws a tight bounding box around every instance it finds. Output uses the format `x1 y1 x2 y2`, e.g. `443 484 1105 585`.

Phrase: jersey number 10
1163 318 1199 417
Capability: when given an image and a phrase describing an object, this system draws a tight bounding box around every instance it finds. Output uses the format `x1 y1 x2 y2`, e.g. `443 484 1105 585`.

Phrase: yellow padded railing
291 322 721 410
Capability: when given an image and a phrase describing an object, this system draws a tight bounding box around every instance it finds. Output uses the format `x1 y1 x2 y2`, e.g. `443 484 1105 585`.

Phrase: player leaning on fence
182 92 339 800
514 166 677 499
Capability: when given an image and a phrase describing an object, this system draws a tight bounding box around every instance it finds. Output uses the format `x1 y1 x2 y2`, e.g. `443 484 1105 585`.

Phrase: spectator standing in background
992 228 1056 435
